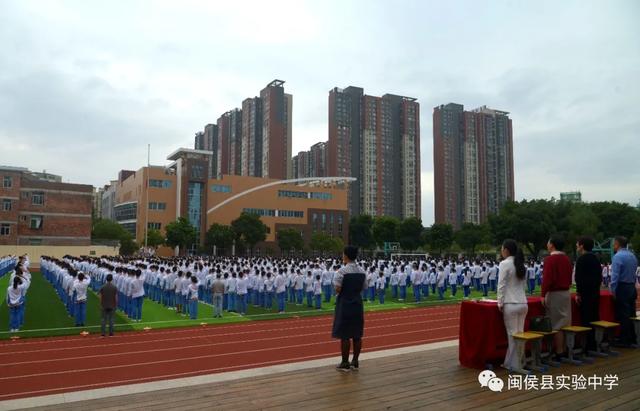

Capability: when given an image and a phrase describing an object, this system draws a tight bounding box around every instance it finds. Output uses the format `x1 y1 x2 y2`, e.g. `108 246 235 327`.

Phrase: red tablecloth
458 290 615 369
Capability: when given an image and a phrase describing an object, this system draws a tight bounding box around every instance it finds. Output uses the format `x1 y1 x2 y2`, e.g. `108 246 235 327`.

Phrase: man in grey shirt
99 274 118 337
212 273 225 318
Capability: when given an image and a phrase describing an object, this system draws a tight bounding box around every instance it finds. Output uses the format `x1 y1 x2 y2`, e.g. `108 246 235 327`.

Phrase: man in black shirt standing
575 236 602 351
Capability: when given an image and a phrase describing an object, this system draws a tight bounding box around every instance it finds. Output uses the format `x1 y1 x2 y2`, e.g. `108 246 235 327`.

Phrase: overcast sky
1 0 638 224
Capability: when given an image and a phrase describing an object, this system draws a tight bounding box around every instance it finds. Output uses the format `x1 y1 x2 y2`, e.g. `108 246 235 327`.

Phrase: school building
0 165 93 246
103 148 350 255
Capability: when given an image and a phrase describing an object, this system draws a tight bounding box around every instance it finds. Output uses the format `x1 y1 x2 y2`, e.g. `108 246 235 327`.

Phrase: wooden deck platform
20 344 640 411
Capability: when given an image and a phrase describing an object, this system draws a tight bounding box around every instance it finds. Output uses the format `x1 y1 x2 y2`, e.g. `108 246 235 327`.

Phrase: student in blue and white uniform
429 269 437 295
448 268 458 297
488 262 498 292
376 271 386 304
412 264 424 302
462 266 472 298
526 262 536 295
236 271 248 315
264 272 275 309
313 274 322 309
398 268 408 301
390 267 399 299
130 269 146 321
322 267 334 303
7 275 29 332
226 271 237 313
187 276 200 320
436 266 446 300
275 269 287 314
304 271 314 308
72 272 91 326
480 265 490 297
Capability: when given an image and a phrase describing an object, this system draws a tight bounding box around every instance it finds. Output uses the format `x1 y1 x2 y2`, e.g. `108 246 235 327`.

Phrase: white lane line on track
1 317 460 366
0 302 461 339
0 307 461 353
0 326 458 382
0 336 458 401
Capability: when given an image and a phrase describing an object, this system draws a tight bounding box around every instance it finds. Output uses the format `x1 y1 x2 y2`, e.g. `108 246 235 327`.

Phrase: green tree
311 232 343 254
92 218 128 240
277 228 304 253
488 200 556 256
205 223 236 254
589 201 640 239
145 229 165 249
349 215 374 250
426 223 454 255
630 232 640 253
231 212 268 253
397 217 424 251
119 236 139 256
372 216 400 247
165 217 198 255
455 223 490 255
92 219 138 256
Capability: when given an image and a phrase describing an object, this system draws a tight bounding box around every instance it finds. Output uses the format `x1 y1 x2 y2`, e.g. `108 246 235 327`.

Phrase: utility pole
144 144 150 249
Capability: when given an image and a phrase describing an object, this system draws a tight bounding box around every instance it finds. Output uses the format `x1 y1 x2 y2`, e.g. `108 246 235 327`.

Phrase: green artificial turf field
0 271 529 340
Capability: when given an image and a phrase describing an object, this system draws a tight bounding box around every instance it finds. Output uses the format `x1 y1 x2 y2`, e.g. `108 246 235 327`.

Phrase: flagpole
144 144 150 248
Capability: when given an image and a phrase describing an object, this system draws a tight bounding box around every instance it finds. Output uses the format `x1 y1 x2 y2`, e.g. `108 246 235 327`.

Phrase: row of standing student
0 255 18 277
5 255 30 332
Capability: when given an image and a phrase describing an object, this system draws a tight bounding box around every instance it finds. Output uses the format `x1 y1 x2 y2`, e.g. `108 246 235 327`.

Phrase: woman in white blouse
497 239 528 371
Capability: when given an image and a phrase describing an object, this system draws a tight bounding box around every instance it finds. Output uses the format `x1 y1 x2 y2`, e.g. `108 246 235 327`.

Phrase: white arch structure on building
206 176 357 215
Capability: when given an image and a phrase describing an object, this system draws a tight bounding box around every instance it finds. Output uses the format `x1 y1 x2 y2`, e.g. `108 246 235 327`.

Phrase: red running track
0 304 461 401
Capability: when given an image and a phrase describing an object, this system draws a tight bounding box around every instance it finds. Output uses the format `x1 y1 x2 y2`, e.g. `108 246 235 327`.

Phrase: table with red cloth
458 290 615 369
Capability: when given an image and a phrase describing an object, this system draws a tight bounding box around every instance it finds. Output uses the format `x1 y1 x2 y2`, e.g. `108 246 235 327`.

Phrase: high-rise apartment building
309 141 328 178
241 97 263 177
207 80 292 181
292 141 328 180
260 80 292 179
328 87 420 219
195 124 219 179
433 103 514 229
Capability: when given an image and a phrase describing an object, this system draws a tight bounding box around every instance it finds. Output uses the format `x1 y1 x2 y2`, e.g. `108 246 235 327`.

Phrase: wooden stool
561 326 594 365
630 317 640 347
512 332 547 374
590 320 621 357
530 330 560 367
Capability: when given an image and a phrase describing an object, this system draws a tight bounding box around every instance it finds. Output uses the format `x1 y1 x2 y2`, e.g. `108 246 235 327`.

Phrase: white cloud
0 0 638 225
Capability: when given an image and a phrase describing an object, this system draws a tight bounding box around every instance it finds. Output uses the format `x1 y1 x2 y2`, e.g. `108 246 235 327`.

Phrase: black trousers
614 283 638 345
579 293 599 350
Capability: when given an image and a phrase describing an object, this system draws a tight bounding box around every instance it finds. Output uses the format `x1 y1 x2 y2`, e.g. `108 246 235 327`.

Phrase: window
30 215 43 230
243 208 276 217
21 192 29 200
31 192 44 205
114 203 137 221
191 165 204 179
149 179 172 188
187 182 203 236
28 238 42 245
0 223 9 236
19 215 27 222
2 199 11 211
211 184 232 193
278 210 304 218
278 190 307 199
148 222 161 230
310 192 332 200
2 176 12 188
149 202 167 210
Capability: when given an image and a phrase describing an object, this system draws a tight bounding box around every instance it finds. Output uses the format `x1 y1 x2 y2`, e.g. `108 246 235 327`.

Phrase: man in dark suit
575 236 602 351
